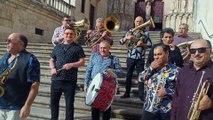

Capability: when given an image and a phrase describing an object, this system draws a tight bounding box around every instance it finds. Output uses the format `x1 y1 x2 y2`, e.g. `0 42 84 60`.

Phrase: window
81 0 85 13
35 28 44 36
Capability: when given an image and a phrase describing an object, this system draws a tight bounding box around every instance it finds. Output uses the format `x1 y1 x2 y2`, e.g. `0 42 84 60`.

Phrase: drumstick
57 68 63 72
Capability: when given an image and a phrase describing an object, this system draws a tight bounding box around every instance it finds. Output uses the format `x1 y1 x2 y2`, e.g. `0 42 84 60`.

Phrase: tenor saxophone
0 55 19 97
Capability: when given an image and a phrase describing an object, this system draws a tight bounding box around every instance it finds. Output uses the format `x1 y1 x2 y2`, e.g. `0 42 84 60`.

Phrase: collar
178 35 188 38
189 60 213 71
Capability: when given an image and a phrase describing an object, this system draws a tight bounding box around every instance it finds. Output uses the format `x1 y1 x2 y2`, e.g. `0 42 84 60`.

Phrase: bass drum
85 72 117 111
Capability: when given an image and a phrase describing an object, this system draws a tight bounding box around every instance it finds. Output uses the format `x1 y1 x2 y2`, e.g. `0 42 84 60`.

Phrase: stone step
39 70 139 89
32 91 143 120
38 81 140 98
29 105 125 120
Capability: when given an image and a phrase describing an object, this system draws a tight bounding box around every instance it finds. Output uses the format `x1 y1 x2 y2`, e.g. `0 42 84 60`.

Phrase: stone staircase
0 31 201 120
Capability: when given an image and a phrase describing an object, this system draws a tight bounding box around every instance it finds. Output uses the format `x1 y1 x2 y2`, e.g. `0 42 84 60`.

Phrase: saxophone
0 55 19 97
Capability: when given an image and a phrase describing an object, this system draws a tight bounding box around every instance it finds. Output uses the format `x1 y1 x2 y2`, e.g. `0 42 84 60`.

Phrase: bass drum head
85 73 103 105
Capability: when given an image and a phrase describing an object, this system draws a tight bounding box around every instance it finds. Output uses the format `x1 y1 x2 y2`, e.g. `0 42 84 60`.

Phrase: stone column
145 0 154 21
181 0 187 12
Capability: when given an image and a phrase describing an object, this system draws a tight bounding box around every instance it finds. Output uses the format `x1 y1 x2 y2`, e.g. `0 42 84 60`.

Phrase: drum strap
109 55 115 69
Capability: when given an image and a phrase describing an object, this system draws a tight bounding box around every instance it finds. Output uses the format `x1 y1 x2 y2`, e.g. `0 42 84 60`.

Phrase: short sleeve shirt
50 43 85 81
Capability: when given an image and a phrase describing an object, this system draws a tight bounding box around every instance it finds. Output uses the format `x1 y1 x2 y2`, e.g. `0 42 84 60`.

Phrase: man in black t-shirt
49 27 85 120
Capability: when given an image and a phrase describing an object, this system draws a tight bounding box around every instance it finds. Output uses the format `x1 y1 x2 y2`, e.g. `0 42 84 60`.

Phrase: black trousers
92 107 111 120
50 80 76 120
125 58 145 94
141 110 170 120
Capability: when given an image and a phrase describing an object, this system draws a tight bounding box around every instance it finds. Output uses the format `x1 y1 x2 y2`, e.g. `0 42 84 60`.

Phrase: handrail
198 20 213 39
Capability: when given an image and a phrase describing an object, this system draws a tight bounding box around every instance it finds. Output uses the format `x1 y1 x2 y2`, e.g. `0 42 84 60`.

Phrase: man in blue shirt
0 33 40 120
84 41 122 120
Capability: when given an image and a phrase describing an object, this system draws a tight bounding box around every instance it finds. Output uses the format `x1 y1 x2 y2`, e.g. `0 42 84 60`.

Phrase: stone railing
164 12 193 32
33 0 75 16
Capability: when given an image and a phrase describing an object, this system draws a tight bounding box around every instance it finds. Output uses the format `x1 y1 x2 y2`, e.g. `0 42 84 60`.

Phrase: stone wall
163 0 193 32
193 0 213 41
107 0 136 31
0 0 64 43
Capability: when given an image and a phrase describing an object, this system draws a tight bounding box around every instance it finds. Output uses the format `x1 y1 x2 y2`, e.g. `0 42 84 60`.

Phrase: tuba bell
68 17 90 43
104 16 120 33
85 16 120 47
125 17 155 50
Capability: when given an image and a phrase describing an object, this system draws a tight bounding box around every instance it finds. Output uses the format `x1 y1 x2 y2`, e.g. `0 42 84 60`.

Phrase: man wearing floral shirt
139 43 179 120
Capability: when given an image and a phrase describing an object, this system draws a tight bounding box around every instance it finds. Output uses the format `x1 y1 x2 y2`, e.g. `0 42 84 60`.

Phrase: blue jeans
50 80 76 120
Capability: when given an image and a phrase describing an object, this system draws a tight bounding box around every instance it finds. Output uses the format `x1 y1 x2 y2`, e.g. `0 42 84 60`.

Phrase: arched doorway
135 0 164 31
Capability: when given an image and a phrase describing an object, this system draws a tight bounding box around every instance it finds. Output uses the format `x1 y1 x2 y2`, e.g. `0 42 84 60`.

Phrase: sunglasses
189 47 209 54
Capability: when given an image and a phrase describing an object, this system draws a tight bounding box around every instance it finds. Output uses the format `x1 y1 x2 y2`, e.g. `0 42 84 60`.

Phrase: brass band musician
0 33 40 119
120 16 152 99
172 39 213 120
139 43 178 120
51 16 75 46
84 17 113 53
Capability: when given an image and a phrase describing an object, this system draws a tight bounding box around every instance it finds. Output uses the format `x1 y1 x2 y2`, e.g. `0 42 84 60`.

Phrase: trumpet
147 70 168 112
187 71 210 120
0 55 19 97
125 17 155 50
85 16 120 47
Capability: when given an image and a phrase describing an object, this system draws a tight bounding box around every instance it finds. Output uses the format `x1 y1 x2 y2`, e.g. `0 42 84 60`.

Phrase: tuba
177 41 194 60
68 17 90 42
52 17 90 46
187 71 210 120
125 17 155 50
0 55 19 97
85 16 120 47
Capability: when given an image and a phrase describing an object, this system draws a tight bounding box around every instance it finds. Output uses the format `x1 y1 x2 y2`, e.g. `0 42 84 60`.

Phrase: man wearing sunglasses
0 33 40 120
51 16 75 46
172 39 213 120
